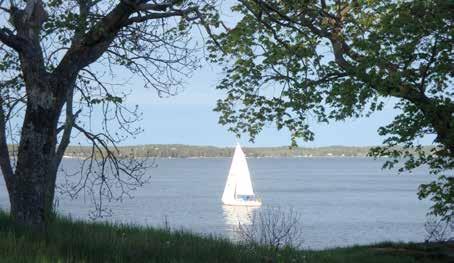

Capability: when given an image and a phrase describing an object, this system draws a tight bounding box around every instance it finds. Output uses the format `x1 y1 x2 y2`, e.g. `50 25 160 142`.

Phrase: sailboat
222 143 262 206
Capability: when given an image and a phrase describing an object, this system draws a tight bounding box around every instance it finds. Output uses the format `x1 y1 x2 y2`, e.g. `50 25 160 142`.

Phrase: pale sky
92 61 432 148
71 1 435 148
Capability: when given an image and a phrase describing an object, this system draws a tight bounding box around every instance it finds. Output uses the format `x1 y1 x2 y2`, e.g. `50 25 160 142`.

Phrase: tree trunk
9 85 62 227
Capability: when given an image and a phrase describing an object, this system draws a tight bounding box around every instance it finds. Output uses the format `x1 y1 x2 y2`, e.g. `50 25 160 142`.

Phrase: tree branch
54 0 200 95
0 96 14 189
125 7 197 25
54 1 137 82
419 38 438 94
55 86 80 168
135 0 180 11
0 27 27 52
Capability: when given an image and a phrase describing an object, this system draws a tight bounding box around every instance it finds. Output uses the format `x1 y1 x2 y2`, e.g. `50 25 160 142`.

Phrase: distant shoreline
62 144 418 159
8 144 430 159
61 155 377 160
64 144 374 158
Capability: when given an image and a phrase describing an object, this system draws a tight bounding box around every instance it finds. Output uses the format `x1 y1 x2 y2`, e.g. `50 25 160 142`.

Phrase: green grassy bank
0 211 451 263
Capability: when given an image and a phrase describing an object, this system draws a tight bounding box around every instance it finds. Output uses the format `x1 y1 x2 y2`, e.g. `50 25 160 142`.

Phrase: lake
0 157 432 249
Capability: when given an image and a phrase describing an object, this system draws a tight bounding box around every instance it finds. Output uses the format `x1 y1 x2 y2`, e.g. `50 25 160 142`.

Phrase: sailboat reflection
223 205 259 225
222 205 260 241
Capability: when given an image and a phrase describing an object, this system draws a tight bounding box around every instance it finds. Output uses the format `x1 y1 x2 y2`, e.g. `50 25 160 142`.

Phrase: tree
0 0 215 227
210 0 453 224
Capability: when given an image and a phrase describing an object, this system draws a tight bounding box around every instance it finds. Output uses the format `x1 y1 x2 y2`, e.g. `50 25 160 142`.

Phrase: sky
95 61 430 148
2 0 430 149
70 1 436 148
98 1 425 148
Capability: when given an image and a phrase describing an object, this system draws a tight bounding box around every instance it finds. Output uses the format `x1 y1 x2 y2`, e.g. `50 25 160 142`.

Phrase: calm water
0 157 432 249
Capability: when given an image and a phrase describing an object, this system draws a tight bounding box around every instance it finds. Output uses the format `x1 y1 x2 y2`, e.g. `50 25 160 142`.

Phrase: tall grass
0 211 448 263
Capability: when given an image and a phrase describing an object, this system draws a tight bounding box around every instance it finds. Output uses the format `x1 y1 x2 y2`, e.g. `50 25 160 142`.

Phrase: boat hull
222 199 262 207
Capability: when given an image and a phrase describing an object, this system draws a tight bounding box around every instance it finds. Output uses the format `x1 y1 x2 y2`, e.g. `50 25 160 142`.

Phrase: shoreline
61 155 383 160
8 144 430 160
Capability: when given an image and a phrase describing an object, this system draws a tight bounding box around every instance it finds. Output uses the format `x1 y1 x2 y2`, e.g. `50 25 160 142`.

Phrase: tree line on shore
58 144 427 159
6 144 432 159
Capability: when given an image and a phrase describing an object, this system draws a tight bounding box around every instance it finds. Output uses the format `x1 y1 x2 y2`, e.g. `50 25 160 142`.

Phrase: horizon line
62 143 431 149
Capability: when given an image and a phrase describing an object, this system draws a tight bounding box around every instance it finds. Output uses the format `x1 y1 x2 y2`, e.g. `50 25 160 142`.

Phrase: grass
0 211 451 263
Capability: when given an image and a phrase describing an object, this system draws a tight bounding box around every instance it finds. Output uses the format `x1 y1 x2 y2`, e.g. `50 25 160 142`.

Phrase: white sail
232 144 254 196
222 143 259 206
221 160 237 203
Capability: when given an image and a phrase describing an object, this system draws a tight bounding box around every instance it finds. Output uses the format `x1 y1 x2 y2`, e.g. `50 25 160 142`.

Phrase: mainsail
222 143 255 204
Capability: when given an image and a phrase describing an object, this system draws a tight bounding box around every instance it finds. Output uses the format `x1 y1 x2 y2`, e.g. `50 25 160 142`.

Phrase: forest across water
50 144 429 159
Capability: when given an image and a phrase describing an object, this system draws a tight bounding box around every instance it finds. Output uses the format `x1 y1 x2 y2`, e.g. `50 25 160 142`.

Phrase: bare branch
135 0 180 11
55 1 199 82
55 86 81 168
125 7 197 25
0 96 14 188
66 122 152 218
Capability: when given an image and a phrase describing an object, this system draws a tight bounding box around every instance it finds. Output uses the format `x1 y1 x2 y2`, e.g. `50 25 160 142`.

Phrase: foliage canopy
210 0 453 223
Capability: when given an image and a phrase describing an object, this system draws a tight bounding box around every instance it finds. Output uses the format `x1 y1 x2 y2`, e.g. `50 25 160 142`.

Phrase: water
0 157 432 249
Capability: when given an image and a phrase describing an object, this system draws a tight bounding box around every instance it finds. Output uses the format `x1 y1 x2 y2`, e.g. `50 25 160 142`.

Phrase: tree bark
9 80 62 227
3 0 131 227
